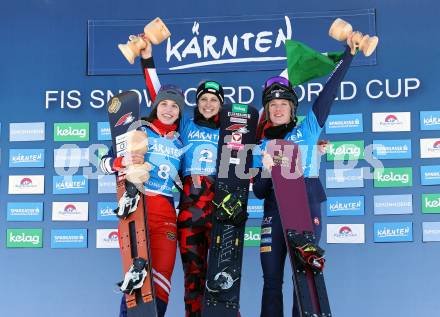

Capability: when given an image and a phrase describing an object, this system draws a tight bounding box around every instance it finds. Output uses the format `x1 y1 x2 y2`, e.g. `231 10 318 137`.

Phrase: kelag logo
325 114 363 134
98 175 116 194
247 199 263 219
7 229 43 248
420 165 440 185
326 224 365 244
53 175 88 194
7 202 44 222
244 227 261 247
325 168 364 189
97 122 111 141
51 229 88 249
422 194 440 214
9 149 45 167
52 202 89 221
420 138 440 158
326 196 364 216
372 112 411 132
372 139 412 160
422 222 440 242
54 123 89 142
96 229 119 248
374 167 412 187
9 122 45 142
420 111 440 130
97 202 118 221
326 140 364 161
374 194 413 215
374 222 413 243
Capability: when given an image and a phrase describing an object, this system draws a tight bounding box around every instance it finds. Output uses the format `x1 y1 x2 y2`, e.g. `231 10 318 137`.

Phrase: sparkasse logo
374 167 412 187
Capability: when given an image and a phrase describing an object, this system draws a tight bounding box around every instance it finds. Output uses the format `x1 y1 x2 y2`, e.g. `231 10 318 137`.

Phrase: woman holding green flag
253 32 360 317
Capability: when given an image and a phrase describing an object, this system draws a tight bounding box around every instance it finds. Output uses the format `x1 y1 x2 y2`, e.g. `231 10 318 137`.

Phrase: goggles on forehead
263 76 292 90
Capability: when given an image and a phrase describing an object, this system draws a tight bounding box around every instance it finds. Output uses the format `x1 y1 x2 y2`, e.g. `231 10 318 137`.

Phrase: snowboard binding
213 189 248 226
118 257 148 295
287 230 325 272
205 265 241 293
113 181 140 219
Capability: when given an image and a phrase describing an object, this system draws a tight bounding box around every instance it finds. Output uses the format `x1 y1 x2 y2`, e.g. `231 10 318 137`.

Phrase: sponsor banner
88 10 376 75
247 199 263 219
52 202 89 221
422 194 440 214
8 175 45 194
374 222 413 243
96 229 119 249
97 202 118 221
325 168 364 189
97 146 110 160
244 227 261 247
325 114 363 134
372 139 412 160
374 167 412 187
422 222 440 242
7 202 44 222
420 138 440 158
372 112 411 132
6 229 43 248
54 147 89 168
9 149 45 168
97 122 112 141
326 224 365 244
421 165 440 185
326 140 364 161
373 194 413 215
53 122 90 142
51 229 88 249
9 122 45 142
326 196 364 216
98 175 116 194
53 175 89 194
420 111 440 130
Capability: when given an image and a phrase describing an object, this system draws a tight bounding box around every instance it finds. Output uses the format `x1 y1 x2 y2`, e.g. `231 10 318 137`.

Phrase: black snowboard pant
259 199 322 317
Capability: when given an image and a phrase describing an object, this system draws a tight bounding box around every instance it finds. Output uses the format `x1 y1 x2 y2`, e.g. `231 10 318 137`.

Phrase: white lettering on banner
166 17 292 69
426 198 440 208
9 233 40 245
43 78 421 110
56 126 86 138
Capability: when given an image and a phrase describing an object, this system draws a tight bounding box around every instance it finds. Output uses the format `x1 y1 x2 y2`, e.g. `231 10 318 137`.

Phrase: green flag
286 40 344 86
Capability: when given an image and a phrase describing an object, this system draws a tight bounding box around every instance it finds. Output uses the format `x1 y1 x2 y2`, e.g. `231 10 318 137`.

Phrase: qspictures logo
374 167 412 187
7 229 43 248
422 194 440 214
53 123 89 141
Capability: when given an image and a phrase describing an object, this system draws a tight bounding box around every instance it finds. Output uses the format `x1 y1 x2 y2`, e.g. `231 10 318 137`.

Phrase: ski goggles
263 76 292 90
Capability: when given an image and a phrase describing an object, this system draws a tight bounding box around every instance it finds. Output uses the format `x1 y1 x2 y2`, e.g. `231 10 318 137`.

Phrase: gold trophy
125 130 151 186
118 17 171 64
329 18 379 56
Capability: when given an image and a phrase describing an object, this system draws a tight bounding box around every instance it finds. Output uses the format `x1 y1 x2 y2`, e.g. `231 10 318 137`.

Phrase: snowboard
202 103 258 316
107 91 157 317
267 139 331 317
